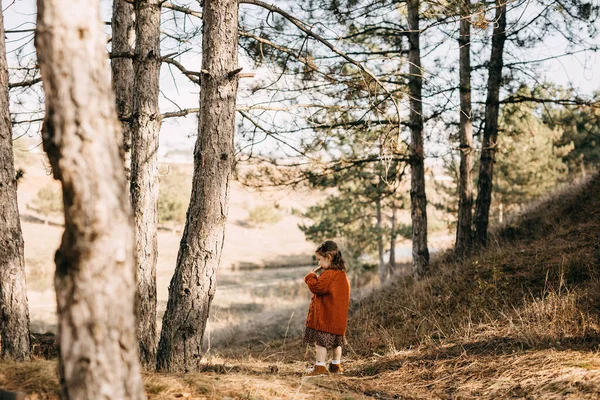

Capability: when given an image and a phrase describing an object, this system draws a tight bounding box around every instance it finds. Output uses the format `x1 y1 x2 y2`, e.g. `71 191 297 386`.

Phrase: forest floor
2 337 600 399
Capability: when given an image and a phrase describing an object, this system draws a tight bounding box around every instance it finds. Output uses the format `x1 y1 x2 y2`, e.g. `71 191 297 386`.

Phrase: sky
4 0 600 163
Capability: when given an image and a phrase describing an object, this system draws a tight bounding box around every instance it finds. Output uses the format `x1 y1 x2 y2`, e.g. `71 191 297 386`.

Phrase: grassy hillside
347 173 600 356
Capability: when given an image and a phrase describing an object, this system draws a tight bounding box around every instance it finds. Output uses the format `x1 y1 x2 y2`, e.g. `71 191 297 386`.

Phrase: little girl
303 240 351 376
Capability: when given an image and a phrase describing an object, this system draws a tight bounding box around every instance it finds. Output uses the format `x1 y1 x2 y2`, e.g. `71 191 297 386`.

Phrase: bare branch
239 30 341 85
160 56 201 84
239 0 403 147
499 95 600 107
163 103 356 119
162 108 199 119
238 103 355 112
9 77 41 88
12 117 44 126
162 2 202 18
5 29 36 34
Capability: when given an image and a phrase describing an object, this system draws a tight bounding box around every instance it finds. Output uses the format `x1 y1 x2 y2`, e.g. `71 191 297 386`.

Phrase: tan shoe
329 363 343 374
305 365 329 376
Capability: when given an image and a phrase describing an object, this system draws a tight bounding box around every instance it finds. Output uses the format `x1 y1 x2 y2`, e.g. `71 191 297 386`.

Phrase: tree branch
162 108 199 119
9 77 42 88
162 2 202 18
239 0 403 147
499 95 600 107
160 56 201 84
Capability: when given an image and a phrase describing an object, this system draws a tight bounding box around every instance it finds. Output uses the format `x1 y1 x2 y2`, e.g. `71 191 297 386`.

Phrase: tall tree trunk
35 1 146 398
131 0 161 369
156 0 239 372
388 198 397 276
498 201 503 224
0 0 31 362
111 0 135 178
376 193 386 283
473 0 507 247
407 0 430 278
455 0 474 257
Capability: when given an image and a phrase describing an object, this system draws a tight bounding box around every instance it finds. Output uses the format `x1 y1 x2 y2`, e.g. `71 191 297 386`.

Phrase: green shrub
246 204 282 227
158 166 192 225
30 184 63 219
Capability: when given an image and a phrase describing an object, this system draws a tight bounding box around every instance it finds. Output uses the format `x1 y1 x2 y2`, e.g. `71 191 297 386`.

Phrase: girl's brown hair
316 240 347 271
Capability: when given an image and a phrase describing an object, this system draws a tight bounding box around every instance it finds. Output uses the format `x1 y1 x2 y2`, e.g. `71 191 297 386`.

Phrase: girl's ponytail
333 250 347 271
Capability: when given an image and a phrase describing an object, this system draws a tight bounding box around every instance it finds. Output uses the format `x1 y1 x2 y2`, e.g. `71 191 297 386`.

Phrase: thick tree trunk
156 0 239 373
473 0 507 247
407 0 430 278
131 0 161 369
455 0 474 257
35 1 146 398
376 195 386 283
0 0 31 362
111 0 135 178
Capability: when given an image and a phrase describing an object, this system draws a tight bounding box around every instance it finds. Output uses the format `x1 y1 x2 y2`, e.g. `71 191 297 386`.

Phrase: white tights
315 345 342 364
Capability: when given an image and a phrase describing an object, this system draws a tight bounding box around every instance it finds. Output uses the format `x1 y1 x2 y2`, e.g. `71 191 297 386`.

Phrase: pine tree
156 0 240 372
297 128 409 282
0 0 31 362
546 94 600 177
35 0 146 396
131 0 162 368
110 0 135 177
455 0 474 257
493 100 571 218
434 89 573 225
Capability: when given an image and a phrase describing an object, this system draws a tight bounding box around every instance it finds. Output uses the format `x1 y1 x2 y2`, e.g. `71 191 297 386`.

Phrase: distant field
22 218 318 336
15 147 452 345
22 218 379 347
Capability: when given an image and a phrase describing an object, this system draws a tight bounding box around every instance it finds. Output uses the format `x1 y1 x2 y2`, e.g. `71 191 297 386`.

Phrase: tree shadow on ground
346 333 600 377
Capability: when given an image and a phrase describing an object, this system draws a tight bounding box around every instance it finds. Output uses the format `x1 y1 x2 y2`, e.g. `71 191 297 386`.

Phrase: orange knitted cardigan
304 269 351 336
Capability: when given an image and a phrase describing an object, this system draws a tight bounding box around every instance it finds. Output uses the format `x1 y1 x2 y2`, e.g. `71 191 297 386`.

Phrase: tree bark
388 198 397 277
131 0 161 369
35 1 146 398
0 0 31 362
455 0 474 257
156 0 239 373
407 0 430 278
111 0 135 179
473 0 507 247
376 193 386 283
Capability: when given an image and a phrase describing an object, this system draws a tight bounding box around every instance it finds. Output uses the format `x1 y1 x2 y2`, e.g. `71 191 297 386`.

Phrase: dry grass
141 360 359 400
0 358 372 400
3 349 600 399
501 285 599 348
346 174 600 356
344 347 600 399
0 360 59 399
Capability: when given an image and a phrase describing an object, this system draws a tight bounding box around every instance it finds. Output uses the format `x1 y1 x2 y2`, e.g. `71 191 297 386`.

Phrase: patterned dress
303 326 347 349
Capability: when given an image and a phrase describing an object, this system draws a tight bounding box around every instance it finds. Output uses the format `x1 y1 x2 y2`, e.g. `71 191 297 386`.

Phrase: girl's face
316 253 332 269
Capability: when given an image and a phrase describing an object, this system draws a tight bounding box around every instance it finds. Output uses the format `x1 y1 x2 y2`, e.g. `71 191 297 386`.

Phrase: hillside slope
347 173 600 355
